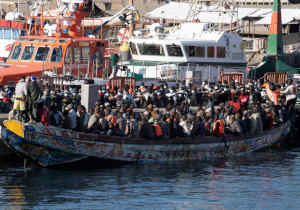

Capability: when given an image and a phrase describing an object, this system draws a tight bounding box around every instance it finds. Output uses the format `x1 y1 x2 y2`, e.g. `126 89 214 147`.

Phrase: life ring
5 44 12 52
117 28 129 44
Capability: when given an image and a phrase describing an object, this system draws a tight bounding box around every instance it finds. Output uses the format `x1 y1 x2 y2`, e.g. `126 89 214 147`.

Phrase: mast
266 0 283 56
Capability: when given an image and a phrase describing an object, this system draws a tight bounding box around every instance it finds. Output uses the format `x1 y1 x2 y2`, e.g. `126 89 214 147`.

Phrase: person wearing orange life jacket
152 119 163 138
264 82 279 105
213 119 224 137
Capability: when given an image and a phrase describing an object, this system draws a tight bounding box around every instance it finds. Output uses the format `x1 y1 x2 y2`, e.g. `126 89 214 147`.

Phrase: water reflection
0 151 299 210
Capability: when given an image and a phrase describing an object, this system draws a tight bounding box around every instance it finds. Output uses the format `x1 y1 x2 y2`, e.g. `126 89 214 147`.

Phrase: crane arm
93 4 137 33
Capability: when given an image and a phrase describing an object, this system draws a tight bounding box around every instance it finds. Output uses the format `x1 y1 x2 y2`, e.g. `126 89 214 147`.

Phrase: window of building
11 45 22 60
217 46 226 58
21 46 35 60
35 46 50 61
166 44 183 57
50 47 62 62
138 43 165 56
130 42 138 55
207 46 215 58
245 40 253 50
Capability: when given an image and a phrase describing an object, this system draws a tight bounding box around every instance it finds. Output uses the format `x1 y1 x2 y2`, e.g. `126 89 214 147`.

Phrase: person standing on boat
27 75 42 122
13 77 28 122
109 53 119 78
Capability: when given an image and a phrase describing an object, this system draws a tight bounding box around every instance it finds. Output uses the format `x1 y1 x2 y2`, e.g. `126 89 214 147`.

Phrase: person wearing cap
13 77 28 121
27 75 42 122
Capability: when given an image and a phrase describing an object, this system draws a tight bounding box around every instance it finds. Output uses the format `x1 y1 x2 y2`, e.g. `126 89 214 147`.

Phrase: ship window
82 47 89 60
129 42 137 55
21 46 35 60
74 47 81 62
65 48 72 63
11 45 21 60
50 47 62 62
35 46 50 61
166 44 183 57
4 28 11 40
185 46 205 57
217 46 226 58
207 46 215 58
59 40 67 43
138 43 165 56
0 28 3 39
12 29 19 40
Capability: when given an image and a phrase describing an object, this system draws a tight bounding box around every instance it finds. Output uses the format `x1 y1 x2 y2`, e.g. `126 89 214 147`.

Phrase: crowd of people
10 75 298 139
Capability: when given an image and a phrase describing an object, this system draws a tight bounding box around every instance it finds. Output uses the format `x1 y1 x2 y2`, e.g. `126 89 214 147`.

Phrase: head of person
31 75 37 82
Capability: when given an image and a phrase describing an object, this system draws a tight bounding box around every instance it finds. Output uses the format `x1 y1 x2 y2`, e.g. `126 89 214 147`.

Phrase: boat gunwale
24 121 289 146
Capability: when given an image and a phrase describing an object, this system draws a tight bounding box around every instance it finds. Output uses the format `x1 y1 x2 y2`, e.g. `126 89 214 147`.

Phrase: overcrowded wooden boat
0 119 291 167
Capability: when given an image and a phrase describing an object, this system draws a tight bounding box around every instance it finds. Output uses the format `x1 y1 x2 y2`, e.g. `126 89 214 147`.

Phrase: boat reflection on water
0 150 296 209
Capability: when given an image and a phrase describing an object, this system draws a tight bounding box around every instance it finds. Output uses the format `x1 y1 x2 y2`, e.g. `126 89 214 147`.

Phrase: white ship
123 22 247 83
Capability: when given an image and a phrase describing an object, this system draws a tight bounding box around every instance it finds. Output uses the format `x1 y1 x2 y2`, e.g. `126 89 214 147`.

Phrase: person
109 53 119 78
281 79 297 112
28 75 42 122
66 104 77 130
77 105 89 131
13 77 28 121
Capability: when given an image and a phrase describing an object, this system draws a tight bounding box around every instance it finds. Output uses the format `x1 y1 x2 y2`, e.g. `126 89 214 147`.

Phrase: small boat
0 119 291 167
0 120 87 167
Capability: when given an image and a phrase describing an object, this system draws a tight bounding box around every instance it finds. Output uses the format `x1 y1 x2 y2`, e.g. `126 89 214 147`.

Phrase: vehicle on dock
0 119 291 167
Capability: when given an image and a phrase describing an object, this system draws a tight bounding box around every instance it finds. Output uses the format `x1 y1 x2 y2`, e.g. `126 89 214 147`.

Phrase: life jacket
213 120 224 136
153 123 163 137
229 101 240 111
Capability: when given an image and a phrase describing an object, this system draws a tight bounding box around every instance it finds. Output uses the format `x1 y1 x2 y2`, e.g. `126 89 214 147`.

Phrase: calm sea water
0 150 300 210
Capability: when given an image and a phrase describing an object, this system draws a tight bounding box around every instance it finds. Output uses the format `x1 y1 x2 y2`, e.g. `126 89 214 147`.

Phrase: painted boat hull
0 120 291 166
0 125 88 167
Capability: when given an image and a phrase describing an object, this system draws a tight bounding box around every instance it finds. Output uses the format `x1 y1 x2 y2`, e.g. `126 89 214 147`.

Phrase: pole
129 0 134 37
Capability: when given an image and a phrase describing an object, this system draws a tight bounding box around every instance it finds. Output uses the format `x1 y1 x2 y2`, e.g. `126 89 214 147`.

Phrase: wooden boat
0 120 88 167
0 119 291 167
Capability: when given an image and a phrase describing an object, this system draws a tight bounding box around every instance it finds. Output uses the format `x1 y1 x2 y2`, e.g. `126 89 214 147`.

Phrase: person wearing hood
28 75 42 122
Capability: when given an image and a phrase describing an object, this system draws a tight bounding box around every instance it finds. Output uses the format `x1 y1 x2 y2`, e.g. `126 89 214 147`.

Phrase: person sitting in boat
87 107 101 133
281 79 297 113
77 105 89 132
13 77 28 122
249 106 263 136
48 104 64 128
65 104 77 130
229 112 243 136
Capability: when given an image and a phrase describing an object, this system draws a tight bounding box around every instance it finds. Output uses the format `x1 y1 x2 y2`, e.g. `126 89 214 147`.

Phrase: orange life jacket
213 120 224 136
153 123 163 137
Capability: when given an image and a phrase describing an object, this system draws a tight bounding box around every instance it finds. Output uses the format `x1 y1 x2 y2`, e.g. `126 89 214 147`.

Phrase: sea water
0 150 300 210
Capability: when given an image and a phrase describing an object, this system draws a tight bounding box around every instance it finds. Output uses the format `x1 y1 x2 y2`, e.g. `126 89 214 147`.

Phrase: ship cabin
0 20 26 61
0 36 110 84
126 23 247 82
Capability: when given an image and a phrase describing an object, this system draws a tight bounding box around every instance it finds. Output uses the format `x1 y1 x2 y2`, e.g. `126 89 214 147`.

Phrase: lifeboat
0 0 112 85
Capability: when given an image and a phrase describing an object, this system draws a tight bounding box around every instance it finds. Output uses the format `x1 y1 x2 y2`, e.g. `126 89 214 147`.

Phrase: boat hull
0 125 88 167
20 121 291 163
